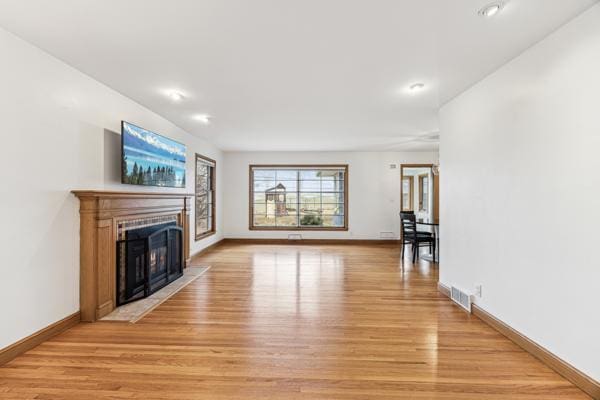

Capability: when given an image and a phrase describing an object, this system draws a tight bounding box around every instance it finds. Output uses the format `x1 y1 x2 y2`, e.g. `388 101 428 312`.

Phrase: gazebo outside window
265 183 288 217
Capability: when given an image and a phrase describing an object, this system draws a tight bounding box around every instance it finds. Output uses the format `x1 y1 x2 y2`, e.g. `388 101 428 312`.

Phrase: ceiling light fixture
408 82 425 93
167 90 185 102
193 114 211 125
478 2 504 17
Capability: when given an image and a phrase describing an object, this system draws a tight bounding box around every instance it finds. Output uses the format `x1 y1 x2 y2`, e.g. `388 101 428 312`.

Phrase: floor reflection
251 247 344 320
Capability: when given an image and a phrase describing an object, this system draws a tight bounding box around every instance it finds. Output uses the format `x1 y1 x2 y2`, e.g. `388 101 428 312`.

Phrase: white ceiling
0 0 596 152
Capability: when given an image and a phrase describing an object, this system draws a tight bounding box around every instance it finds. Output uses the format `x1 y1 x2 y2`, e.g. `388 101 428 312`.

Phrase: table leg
420 226 439 263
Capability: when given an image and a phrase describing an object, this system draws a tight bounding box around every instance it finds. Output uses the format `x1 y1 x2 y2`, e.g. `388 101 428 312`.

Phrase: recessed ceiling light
479 2 504 17
193 114 211 125
167 90 185 102
409 82 426 92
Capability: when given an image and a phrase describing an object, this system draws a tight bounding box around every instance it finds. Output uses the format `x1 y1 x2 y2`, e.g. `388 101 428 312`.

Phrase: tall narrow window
419 174 429 212
195 154 216 240
250 165 348 230
402 176 414 212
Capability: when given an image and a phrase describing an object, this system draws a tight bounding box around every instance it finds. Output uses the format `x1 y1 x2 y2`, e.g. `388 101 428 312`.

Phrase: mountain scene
122 122 186 188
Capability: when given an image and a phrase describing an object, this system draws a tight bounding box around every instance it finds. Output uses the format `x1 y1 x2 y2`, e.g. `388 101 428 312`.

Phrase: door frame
400 164 435 215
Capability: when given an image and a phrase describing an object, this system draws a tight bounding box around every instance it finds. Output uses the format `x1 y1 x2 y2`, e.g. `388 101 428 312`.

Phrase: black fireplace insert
116 222 184 306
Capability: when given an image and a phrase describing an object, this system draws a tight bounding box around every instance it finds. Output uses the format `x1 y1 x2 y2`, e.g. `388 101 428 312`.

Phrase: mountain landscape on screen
121 121 186 188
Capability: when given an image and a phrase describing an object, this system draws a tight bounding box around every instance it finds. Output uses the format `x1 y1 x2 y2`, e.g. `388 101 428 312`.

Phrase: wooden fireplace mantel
72 190 193 322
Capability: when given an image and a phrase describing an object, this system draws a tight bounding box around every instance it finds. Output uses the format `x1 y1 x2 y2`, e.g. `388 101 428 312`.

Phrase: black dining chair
400 212 436 263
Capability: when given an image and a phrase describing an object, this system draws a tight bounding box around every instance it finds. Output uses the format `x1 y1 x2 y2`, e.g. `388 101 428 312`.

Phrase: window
418 174 429 212
195 154 216 240
250 165 348 230
402 176 414 211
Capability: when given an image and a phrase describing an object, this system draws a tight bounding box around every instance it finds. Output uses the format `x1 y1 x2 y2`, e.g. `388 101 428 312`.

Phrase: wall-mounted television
121 121 186 188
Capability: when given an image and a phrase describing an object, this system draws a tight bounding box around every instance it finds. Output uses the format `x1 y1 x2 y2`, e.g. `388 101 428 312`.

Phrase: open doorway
401 164 439 222
400 164 440 263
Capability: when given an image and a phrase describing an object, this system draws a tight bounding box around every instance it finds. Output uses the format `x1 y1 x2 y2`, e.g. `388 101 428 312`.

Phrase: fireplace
117 221 184 306
72 190 192 321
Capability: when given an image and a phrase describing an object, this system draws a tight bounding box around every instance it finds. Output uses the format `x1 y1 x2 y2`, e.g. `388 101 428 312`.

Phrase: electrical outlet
288 234 302 241
475 285 483 298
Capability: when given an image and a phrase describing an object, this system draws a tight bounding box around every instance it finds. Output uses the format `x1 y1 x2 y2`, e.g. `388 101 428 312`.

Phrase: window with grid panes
250 165 348 230
195 154 216 239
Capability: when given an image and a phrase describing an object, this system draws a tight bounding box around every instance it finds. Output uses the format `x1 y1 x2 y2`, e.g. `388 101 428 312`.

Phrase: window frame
401 176 414 212
418 173 429 212
195 154 216 240
249 164 349 231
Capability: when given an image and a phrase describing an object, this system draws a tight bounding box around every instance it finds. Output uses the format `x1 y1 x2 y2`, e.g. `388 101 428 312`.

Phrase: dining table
416 218 439 262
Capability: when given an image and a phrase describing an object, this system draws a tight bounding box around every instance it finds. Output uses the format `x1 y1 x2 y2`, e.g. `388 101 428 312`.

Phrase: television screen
121 121 186 188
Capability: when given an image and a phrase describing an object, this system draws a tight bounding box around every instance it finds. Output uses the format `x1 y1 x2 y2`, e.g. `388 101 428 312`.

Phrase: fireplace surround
72 190 193 322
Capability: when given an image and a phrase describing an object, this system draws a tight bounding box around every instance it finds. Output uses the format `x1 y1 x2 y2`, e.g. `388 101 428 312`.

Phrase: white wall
223 151 438 240
0 28 223 349
439 5 600 381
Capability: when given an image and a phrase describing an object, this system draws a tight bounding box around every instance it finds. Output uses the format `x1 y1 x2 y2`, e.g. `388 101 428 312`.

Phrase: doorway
400 164 439 222
400 163 440 263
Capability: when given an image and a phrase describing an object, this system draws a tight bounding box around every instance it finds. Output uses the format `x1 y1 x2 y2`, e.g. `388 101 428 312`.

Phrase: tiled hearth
101 265 210 323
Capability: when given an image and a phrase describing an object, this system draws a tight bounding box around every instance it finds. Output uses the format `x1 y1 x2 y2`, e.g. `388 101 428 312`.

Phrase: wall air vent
451 286 472 312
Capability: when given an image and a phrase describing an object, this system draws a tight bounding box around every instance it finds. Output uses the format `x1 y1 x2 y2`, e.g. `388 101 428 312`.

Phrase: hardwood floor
0 243 590 399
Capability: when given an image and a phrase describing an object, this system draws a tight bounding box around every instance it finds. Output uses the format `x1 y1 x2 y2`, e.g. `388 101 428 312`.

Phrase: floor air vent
451 286 472 312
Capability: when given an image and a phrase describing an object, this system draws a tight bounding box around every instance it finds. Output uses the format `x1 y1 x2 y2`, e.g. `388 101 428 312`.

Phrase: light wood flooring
0 243 590 399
